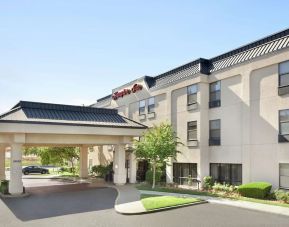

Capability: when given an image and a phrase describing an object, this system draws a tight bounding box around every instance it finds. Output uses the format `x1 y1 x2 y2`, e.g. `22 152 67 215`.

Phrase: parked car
22 166 49 175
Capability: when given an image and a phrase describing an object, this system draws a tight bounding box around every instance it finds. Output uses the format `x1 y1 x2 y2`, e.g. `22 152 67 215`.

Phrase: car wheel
41 170 46 174
24 171 29 175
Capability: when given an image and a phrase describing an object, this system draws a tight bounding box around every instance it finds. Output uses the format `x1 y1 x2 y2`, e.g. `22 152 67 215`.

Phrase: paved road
1 185 289 227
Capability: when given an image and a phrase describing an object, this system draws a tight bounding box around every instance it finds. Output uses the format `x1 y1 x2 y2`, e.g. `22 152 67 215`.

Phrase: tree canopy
24 147 80 168
133 122 182 188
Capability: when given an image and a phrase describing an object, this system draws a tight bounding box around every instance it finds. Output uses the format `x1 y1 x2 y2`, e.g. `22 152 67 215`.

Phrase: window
209 81 221 108
187 84 198 106
139 100 146 115
209 119 221 146
187 121 197 141
173 163 197 185
279 109 289 142
279 61 289 95
280 163 289 189
210 163 242 185
148 97 155 113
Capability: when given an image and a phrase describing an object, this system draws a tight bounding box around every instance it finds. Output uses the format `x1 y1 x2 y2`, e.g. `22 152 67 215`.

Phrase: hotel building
92 28 289 189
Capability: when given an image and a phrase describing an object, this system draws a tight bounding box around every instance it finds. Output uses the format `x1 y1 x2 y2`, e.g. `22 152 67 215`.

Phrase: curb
139 190 289 217
118 200 208 215
0 192 30 198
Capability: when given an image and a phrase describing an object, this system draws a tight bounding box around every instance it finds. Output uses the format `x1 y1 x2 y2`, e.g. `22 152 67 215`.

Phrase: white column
113 144 126 185
9 143 23 195
166 158 173 183
129 152 137 183
79 145 88 178
0 147 5 180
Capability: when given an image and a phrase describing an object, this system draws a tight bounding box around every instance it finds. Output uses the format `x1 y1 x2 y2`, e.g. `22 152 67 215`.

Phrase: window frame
279 109 289 135
279 61 289 88
173 163 198 185
209 119 221 146
279 163 289 190
187 121 197 141
187 84 198 106
210 163 242 185
209 81 221 108
147 97 155 114
279 109 289 142
138 100 146 116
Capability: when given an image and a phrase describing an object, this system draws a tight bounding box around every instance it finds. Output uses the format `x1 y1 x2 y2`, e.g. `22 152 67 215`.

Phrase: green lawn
137 184 289 209
141 194 202 211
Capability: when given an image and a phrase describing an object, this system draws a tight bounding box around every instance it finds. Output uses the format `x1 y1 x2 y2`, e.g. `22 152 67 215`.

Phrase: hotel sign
112 84 143 100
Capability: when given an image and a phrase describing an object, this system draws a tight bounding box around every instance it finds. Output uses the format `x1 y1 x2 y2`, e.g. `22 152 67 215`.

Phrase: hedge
238 182 272 199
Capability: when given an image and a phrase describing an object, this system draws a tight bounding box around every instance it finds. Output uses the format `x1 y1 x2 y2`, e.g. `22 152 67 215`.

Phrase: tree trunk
152 162 156 189
70 159 75 174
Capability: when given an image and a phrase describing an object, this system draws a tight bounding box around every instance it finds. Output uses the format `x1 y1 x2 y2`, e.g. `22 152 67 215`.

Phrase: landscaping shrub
0 180 9 194
274 189 289 203
91 165 108 178
238 182 272 199
212 182 237 193
59 167 69 172
203 176 213 190
91 162 113 178
145 170 162 185
59 166 77 174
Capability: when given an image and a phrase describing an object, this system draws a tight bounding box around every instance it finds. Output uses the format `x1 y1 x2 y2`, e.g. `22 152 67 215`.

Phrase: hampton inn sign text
112 84 143 100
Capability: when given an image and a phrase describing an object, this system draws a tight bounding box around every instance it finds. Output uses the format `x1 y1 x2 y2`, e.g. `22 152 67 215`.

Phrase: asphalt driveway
1 185 289 227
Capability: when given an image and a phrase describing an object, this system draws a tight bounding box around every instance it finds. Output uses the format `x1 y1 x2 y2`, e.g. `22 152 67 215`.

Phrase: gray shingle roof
149 28 289 89
0 101 147 129
97 27 289 100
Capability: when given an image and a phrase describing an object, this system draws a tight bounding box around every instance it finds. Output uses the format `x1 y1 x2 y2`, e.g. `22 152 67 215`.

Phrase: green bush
238 182 272 199
59 166 77 174
203 176 213 190
212 182 237 193
0 180 9 194
91 162 113 178
91 165 108 178
274 189 289 203
145 170 162 185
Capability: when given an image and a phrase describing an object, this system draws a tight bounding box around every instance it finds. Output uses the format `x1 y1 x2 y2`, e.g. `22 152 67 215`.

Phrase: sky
1 0 289 113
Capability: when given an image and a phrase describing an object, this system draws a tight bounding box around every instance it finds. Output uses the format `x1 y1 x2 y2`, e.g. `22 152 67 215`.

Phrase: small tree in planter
133 123 182 189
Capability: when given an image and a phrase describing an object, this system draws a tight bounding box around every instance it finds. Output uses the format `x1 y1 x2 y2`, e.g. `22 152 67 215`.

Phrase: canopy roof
0 101 146 129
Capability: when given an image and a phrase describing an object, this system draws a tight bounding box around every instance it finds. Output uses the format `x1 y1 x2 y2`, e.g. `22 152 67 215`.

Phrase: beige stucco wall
94 48 289 188
88 146 113 168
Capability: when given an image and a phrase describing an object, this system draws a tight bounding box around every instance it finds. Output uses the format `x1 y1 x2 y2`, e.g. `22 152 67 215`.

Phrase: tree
133 122 182 188
24 147 80 171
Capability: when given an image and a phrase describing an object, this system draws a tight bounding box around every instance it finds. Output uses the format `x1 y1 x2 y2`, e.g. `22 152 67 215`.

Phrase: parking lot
1 180 289 227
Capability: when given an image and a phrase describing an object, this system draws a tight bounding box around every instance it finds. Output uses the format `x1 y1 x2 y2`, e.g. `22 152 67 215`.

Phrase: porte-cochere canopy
0 101 147 195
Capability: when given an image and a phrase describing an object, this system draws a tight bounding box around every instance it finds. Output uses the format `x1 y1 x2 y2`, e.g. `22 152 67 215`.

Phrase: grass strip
141 194 202 211
137 185 289 208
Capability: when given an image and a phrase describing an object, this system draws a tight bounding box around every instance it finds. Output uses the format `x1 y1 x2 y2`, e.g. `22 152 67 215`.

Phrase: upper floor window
209 81 221 108
279 109 289 142
139 100 146 115
209 119 221 146
187 84 198 106
187 121 197 141
148 97 155 113
279 61 289 95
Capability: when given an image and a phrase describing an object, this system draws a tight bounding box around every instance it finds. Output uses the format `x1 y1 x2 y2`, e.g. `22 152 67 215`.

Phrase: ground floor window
280 163 289 189
210 163 242 185
173 163 197 185
136 160 149 182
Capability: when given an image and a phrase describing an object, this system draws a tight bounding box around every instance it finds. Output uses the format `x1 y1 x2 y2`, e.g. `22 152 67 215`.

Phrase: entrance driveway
1 184 289 227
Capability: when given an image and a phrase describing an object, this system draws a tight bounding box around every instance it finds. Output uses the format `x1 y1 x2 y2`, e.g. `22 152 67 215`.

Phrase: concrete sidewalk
139 190 289 217
114 185 146 214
